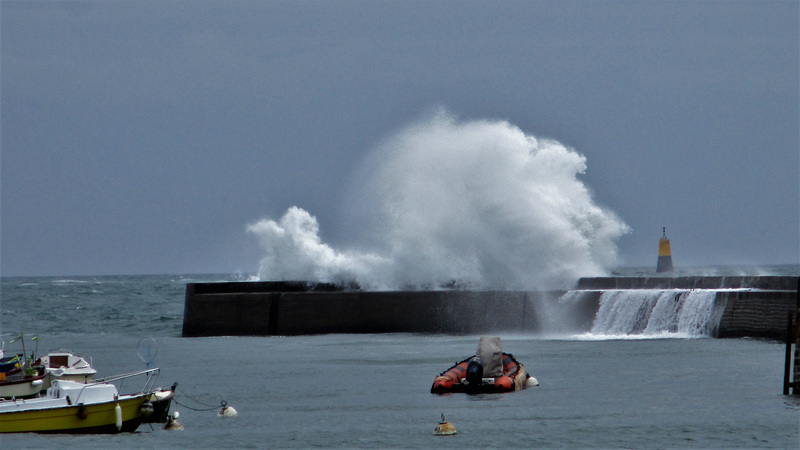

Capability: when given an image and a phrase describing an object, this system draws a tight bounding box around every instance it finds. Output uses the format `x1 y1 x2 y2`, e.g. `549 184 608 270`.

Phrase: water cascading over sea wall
182 276 798 339
573 276 797 338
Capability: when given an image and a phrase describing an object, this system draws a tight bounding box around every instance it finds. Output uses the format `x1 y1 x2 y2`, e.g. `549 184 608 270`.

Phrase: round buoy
164 411 184 431
433 413 456 436
526 376 539 387
218 400 238 417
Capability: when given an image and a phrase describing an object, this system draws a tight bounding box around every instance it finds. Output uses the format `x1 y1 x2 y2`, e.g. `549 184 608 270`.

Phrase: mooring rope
174 386 229 412
174 398 222 412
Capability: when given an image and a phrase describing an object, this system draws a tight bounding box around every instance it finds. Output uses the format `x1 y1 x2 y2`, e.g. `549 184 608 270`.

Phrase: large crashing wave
247 110 630 290
246 206 391 286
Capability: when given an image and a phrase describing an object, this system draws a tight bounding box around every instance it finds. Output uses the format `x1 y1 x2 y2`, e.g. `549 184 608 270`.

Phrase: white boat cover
477 336 503 377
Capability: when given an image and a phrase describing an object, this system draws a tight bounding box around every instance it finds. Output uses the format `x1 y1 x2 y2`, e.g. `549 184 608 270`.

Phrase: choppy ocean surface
1 269 799 448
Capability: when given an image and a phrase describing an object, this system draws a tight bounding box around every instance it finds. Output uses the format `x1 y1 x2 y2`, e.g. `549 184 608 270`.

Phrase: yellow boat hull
0 394 147 434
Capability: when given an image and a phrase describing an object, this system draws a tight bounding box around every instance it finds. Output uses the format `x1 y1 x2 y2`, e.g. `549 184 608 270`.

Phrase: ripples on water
1 274 200 337
1 272 798 448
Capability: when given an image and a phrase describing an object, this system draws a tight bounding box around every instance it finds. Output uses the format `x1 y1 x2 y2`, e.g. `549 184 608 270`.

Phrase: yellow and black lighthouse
656 227 674 273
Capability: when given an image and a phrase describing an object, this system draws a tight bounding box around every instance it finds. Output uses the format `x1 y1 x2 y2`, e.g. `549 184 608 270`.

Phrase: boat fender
77 403 88 420
465 357 483 386
526 376 539 387
218 400 238 417
115 402 123 431
66 395 71 405
140 400 155 418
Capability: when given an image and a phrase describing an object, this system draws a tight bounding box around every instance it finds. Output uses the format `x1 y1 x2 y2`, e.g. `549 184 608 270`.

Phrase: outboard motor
465 356 484 388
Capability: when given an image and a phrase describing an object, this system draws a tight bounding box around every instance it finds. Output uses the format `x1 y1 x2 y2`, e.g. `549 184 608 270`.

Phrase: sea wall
576 276 797 291
182 276 798 339
715 291 797 339
182 284 590 336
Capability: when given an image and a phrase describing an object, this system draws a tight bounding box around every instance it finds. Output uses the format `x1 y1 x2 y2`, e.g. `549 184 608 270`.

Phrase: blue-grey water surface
1 274 798 448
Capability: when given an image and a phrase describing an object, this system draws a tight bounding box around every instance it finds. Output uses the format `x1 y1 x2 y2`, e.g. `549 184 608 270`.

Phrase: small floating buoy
433 413 456 436
164 411 184 431
218 400 238 417
526 376 539 387
114 402 123 431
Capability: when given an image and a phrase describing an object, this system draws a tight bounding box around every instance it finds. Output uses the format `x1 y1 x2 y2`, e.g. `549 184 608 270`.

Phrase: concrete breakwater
182 276 798 339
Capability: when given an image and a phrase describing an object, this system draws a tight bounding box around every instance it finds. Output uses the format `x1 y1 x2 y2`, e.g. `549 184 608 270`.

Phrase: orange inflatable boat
430 352 533 394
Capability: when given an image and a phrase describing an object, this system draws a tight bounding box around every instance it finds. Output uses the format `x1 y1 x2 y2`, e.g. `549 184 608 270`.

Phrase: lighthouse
656 227 674 273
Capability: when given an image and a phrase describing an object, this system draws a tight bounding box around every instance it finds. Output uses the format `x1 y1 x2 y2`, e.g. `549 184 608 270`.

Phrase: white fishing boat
0 368 174 434
2 332 97 396
1 351 97 398
36 351 97 384
0 333 47 398
0 367 48 399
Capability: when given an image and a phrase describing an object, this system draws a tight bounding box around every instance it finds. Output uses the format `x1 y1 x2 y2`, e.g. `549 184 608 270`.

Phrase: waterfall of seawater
589 289 721 337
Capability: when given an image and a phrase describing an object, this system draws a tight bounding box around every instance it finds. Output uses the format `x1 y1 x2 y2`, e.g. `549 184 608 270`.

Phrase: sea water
1 273 799 448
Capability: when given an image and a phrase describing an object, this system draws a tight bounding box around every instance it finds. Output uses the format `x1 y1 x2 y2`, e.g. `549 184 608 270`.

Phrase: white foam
248 109 630 290
589 289 720 337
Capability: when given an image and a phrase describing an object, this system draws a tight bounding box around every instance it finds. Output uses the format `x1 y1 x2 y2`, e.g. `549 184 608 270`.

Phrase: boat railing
72 368 161 403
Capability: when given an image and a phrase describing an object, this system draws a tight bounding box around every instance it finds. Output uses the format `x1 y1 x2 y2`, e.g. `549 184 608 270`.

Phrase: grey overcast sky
2 0 798 278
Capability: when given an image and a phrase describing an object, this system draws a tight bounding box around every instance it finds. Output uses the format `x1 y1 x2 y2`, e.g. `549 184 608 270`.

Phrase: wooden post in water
785 310 794 395
788 277 800 395
795 307 800 395
795 277 800 394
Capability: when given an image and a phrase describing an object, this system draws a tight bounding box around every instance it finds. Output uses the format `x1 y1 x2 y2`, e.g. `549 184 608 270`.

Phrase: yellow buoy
656 227 674 273
433 413 457 436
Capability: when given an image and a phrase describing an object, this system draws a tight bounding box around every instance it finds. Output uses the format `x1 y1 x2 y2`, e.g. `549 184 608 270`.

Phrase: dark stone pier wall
716 291 797 339
182 277 798 339
182 282 590 337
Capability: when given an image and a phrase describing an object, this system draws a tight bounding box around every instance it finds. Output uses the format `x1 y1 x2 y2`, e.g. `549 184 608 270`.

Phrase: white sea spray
248 109 630 290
